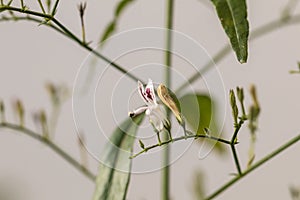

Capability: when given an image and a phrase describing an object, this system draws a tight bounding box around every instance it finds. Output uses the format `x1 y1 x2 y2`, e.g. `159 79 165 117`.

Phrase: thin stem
0 5 142 83
230 145 241 175
51 0 59 16
20 0 24 8
231 120 244 144
37 0 46 14
0 122 96 181
0 15 71 39
230 120 244 176
205 133 300 200
78 2 87 44
175 13 300 94
162 0 174 199
130 131 231 159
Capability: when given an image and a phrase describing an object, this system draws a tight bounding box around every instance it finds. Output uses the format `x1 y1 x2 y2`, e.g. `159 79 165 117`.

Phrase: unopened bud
250 85 260 110
229 90 239 125
0 100 5 123
157 84 184 125
40 110 48 139
14 99 24 126
236 87 244 103
138 139 145 149
236 87 247 117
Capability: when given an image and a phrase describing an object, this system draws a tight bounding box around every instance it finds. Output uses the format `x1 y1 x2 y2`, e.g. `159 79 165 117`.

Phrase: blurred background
0 0 300 199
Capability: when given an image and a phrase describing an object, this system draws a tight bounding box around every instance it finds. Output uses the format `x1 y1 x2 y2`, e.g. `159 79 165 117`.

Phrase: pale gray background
1 0 300 199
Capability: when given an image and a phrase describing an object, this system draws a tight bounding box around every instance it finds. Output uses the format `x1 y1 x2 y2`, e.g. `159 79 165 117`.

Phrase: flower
129 79 170 143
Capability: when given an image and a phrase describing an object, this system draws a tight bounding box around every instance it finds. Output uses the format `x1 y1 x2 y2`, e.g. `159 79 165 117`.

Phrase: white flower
129 79 170 142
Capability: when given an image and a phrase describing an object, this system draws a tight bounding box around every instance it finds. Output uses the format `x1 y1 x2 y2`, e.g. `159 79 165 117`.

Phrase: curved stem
205 133 300 200
130 131 231 159
175 13 300 94
0 5 142 83
0 122 96 182
0 15 65 35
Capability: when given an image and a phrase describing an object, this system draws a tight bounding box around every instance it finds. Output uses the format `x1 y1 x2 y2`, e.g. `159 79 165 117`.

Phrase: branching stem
0 5 142 83
130 130 231 159
205 133 300 200
0 122 96 181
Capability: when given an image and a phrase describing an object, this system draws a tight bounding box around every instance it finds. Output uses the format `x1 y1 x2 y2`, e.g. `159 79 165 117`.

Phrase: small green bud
0 100 4 123
250 85 260 110
138 140 145 149
236 87 244 103
40 110 49 139
236 87 247 117
229 90 239 125
14 99 24 126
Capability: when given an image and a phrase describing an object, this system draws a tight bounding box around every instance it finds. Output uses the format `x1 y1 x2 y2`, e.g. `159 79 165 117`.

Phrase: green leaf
179 93 225 153
92 114 144 200
99 21 116 45
211 0 249 63
99 0 136 45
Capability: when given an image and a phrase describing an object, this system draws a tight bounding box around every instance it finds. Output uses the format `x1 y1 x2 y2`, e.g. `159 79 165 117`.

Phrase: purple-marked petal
138 81 148 104
145 79 156 104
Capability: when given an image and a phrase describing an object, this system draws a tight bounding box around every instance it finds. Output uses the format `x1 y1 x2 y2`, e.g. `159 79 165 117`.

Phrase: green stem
130 131 231 159
0 6 142 83
162 0 174 199
175 13 300 94
51 0 59 16
0 15 72 39
205 133 300 200
230 144 242 175
37 0 46 14
0 122 96 181
230 120 244 175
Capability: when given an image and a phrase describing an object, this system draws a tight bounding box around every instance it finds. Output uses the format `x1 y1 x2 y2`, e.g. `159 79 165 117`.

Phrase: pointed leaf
211 0 249 63
179 93 225 153
93 114 144 200
99 0 136 45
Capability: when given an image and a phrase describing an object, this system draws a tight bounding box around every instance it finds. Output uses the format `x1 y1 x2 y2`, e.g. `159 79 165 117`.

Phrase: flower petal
148 105 170 131
157 84 183 125
128 106 147 117
145 79 157 104
138 81 149 104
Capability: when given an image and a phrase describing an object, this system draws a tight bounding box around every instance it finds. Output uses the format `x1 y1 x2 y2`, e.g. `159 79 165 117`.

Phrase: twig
0 5 142 83
0 122 96 181
37 0 46 14
0 15 65 35
130 130 231 159
229 119 244 175
78 2 87 44
51 0 59 16
204 133 300 200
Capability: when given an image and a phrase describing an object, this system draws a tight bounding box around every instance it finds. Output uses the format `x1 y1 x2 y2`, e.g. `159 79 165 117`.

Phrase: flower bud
13 99 24 126
229 90 238 125
0 100 5 123
157 84 183 125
